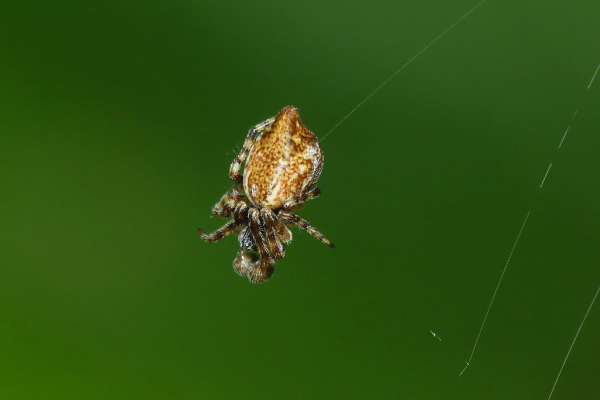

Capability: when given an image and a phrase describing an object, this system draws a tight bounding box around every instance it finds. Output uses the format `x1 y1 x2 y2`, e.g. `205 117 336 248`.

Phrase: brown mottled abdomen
243 106 323 209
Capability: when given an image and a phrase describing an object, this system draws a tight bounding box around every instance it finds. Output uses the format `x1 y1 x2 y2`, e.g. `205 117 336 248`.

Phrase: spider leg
200 203 248 244
274 214 293 243
197 219 237 243
283 187 321 211
233 203 248 225
260 208 285 259
279 211 335 248
212 184 245 217
229 117 276 184
248 208 274 266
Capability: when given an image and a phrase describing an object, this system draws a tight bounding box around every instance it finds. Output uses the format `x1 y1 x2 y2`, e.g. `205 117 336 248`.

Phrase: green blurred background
1 1 599 399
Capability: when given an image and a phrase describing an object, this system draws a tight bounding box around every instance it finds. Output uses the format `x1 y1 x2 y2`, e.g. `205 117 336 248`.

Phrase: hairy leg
197 219 238 243
274 213 293 243
279 211 335 248
261 208 285 259
229 117 276 183
248 208 274 266
283 187 321 211
211 185 245 217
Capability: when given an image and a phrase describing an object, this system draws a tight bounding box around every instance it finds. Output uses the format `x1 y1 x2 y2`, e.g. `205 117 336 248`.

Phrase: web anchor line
459 60 600 378
547 282 600 400
459 210 530 377
313 0 494 381
321 0 489 141
546 60 600 399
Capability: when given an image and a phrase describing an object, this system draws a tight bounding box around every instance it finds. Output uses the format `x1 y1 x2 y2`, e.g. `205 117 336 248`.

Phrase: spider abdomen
243 106 324 209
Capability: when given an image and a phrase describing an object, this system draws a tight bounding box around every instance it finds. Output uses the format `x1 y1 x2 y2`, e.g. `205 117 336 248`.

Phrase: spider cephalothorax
198 106 334 283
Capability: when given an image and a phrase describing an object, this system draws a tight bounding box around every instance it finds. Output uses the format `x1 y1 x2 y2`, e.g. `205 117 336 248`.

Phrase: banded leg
283 187 321 211
198 219 237 243
238 225 255 250
248 208 274 266
274 214 293 243
212 185 245 217
261 209 285 259
233 203 248 225
279 211 335 248
229 117 276 183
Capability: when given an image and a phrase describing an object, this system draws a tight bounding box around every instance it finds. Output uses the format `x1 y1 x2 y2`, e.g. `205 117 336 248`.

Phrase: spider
198 105 334 283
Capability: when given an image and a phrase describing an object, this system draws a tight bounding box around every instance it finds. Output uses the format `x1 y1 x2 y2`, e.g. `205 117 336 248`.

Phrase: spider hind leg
283 187 321 211
279 210 335 248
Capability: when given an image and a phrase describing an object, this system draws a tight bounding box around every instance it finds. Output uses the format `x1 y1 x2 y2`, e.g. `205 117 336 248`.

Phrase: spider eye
238 225 255 250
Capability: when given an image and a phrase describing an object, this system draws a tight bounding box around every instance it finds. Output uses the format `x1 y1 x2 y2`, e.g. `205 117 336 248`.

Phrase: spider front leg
279 210 335 248
234 209 277 284
229 116 276 183
248 208 274 267
261 208 285 259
